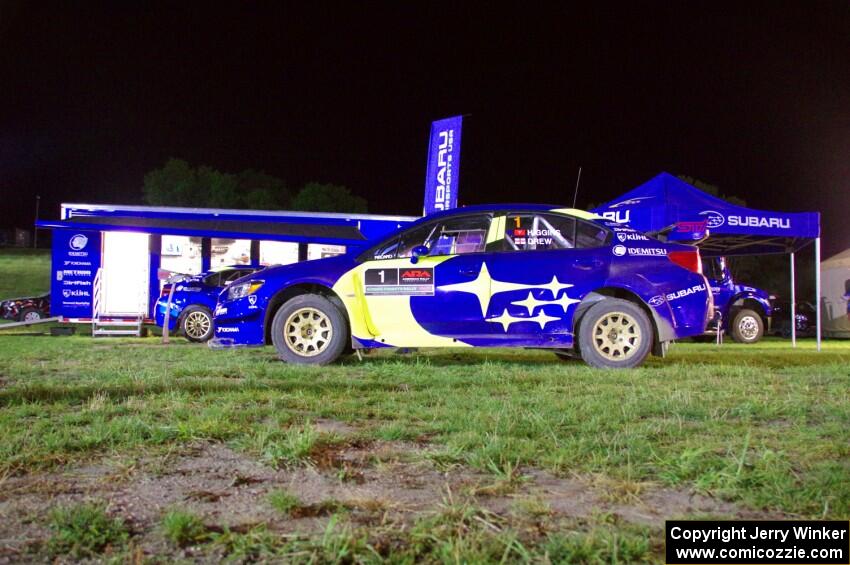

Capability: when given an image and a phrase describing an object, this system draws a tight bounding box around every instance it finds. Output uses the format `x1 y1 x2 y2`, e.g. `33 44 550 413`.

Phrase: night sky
2 3 849 254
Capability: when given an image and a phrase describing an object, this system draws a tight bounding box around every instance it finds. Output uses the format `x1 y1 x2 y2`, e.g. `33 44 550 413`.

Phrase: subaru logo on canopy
699 210 725 229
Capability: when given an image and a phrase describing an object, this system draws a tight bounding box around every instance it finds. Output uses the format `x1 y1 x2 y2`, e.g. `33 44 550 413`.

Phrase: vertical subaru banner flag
423 115 463 215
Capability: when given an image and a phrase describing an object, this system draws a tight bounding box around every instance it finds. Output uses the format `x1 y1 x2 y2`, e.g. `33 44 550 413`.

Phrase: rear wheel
271 294 349 365
19 308 44 323
181 305 214 342
578 298 653 369
731 308 763 343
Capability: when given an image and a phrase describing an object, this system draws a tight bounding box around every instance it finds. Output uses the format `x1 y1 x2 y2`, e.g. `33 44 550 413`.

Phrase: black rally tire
578 298 653 369
180 305 214 342
731 308 764 344
271 294 349 365
19 307 44 322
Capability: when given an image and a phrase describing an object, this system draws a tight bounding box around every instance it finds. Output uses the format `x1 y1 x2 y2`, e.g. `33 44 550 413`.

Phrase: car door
480 211 611 347
354 213 499 346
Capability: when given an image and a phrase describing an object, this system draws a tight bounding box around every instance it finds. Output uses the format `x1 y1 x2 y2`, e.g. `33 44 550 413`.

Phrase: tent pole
790 252 796 348
815 237 822 352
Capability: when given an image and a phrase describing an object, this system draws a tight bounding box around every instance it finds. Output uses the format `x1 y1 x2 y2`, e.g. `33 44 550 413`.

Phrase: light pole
33 195 40 249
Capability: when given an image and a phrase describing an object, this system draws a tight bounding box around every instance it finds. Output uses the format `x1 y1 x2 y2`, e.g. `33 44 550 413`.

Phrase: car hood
220 254 359 300
258 254 358 281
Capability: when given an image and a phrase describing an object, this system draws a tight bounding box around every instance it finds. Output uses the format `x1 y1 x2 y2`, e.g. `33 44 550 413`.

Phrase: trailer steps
92 316 144 337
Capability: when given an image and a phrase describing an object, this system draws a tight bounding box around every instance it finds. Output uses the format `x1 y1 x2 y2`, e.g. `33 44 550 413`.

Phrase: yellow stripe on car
332 256 468 348
550 207 602 220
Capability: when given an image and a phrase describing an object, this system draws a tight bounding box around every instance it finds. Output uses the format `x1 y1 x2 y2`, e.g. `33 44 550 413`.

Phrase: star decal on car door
438 262 580 327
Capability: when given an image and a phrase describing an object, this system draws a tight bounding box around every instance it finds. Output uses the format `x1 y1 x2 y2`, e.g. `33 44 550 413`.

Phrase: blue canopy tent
593 173 822 349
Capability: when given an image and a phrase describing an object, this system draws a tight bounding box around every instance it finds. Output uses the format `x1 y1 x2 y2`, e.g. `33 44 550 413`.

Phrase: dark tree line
142 159 367 213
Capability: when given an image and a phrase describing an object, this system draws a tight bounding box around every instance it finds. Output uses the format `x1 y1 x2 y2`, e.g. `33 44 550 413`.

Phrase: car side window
409 215 490 257
222 270 247 285
370 215 491 260
203 272 222 286
575 220 610 248
503 213 576 251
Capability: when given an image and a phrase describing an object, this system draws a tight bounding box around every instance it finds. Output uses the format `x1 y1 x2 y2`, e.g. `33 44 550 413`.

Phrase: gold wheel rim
284 307 333 357
184 311 211 338
591 311 641 361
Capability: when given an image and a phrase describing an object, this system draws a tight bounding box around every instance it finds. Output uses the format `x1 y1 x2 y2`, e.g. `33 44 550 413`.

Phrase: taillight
668 249 702 274
160 284 172 298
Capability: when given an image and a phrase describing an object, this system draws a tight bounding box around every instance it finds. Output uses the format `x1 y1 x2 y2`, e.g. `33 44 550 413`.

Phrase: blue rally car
212 206 713 368
702 256 772 343
155 264 264 342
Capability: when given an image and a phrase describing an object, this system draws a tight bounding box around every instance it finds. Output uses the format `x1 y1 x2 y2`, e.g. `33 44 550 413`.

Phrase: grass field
0 248 50 299
0 333 847 562
0 249 848 562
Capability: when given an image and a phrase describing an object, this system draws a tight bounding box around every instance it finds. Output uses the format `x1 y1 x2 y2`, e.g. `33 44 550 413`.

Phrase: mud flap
207 337 263 349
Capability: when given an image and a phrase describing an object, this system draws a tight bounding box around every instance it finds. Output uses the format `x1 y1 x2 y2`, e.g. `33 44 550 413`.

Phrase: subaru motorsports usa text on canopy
211 206 713 369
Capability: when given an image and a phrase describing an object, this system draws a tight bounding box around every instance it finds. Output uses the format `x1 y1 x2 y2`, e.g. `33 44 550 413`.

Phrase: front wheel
731 309 763 343
271 294 349 365
181 305 214 342
577 298 653 369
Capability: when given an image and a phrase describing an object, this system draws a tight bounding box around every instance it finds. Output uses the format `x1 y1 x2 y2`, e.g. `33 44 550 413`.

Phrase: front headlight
227 280 264 300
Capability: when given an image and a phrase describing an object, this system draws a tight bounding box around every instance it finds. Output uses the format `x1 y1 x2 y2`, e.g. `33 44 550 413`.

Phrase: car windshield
363 214 491 261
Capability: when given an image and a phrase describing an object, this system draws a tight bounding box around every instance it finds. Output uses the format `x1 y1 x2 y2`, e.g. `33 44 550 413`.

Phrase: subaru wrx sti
212 206 713 368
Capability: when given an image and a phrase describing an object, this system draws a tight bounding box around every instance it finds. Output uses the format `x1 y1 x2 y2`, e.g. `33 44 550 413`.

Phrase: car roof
415 204 602 223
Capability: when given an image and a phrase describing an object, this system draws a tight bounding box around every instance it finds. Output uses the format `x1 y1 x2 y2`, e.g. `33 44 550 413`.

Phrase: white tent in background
821 249 850 338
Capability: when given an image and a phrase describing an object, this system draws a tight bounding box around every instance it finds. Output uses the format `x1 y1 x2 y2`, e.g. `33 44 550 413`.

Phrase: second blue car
155 264 265 342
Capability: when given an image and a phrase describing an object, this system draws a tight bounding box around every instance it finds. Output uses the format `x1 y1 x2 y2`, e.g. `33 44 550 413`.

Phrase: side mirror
410 245 429 264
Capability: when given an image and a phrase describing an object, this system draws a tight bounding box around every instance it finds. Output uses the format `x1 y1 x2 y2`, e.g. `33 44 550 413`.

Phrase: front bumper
212 298 265 346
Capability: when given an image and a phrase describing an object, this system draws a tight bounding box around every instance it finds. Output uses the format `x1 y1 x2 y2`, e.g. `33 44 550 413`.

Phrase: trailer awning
36 215 370 246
